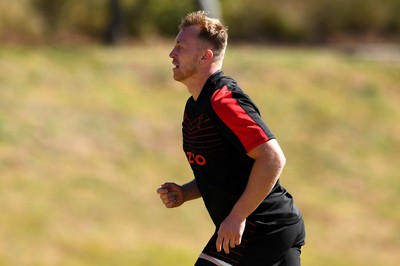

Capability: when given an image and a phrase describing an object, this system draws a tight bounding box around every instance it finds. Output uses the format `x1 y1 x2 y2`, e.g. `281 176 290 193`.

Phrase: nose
169 47 176 59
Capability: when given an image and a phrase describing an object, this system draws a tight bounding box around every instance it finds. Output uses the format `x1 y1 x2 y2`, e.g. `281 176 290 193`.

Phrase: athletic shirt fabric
182 71 301 227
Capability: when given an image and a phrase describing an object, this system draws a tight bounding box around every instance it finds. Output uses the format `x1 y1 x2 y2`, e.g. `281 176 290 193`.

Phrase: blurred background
1 0 400 44
0 0 399 265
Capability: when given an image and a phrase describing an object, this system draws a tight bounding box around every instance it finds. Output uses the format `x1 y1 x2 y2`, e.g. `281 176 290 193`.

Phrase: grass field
0 41 399 265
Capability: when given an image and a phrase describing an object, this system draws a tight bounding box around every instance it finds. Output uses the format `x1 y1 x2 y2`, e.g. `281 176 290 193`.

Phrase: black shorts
195 218 306 266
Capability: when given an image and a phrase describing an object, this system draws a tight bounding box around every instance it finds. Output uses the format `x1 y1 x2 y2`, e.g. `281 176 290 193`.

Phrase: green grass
0 42 399 265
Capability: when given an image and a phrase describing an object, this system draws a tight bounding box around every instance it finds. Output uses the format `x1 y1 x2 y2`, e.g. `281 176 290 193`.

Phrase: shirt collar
195 70 224 103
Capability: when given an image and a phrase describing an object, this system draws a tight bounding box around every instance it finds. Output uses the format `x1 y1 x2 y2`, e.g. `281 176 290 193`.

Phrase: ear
200 49 214 63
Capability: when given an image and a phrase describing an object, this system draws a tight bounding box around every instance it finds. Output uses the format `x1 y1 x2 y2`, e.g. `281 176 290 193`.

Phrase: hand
156 182 185 208
216 214 246 254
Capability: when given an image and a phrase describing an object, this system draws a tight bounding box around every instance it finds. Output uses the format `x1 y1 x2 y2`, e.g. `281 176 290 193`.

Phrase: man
157 11 305 266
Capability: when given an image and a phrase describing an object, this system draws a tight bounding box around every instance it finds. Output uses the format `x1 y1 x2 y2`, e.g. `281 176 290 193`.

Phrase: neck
185 66 221 101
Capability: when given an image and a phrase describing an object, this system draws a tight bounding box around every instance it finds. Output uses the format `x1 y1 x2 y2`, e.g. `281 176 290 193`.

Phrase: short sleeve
211 85 274 152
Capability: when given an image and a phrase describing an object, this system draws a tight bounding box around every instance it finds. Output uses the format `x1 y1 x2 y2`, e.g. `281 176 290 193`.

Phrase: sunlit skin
158 24 286 255
168 25 221 101
157 141 285 254
169 26 201 82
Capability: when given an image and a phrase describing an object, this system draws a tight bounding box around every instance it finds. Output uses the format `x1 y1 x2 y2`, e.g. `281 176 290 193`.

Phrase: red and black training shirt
182 70 301 227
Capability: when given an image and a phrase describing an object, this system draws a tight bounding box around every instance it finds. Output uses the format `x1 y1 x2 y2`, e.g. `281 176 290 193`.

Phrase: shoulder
210 74 244 101
206 71 238 94
210 75 253 112
212 74 239 94
214 74 237 88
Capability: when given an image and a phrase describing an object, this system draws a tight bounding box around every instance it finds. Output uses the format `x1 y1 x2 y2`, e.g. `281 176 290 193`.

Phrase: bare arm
157 179 201 208
216 139 286 253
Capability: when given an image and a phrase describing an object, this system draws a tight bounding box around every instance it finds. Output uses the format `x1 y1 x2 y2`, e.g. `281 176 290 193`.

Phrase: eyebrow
175 39 188 46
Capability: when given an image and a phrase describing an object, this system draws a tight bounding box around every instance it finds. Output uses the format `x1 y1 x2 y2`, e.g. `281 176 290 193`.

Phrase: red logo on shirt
186 152 206 166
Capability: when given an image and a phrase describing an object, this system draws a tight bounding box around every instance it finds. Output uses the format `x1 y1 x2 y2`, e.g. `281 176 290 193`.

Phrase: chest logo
186 151 206 166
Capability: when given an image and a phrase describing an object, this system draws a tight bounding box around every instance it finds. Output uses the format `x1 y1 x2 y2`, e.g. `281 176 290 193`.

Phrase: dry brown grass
0 43 399 265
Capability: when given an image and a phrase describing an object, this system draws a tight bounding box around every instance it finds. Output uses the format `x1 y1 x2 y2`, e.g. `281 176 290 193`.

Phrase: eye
176 42 186 50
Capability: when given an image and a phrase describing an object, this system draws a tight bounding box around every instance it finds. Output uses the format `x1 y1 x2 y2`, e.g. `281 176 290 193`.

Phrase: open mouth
172 61 179 69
